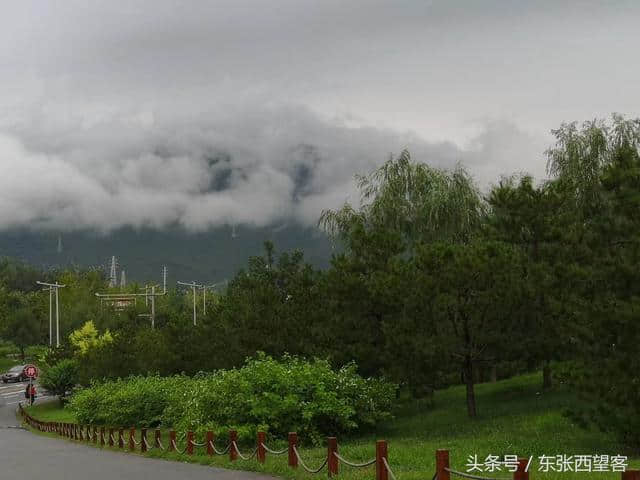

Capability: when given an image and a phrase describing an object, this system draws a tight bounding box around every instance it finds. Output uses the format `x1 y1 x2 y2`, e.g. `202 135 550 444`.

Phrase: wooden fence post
118 428 124 449
436 449 450 480
229 430 238 461
187 431 194 455
514 458 529 480
376 440 388 480
100 427 105 446
622 471 640 480
257 431 266 464
93 426 98 444
288 432 298 468
206 431 214 456
129 427 136 451
169 430 176 452
141 429 147 453
327 437 338 477
108 428 114 447
155 429 162 449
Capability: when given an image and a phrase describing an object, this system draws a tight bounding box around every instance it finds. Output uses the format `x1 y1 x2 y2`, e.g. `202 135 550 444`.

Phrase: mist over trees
1 115 639 445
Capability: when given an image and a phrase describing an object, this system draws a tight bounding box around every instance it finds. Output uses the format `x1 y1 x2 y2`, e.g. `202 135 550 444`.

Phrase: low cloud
0 101 547 233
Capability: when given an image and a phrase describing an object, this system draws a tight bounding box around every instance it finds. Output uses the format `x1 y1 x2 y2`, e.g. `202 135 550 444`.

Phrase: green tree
39 359 78 404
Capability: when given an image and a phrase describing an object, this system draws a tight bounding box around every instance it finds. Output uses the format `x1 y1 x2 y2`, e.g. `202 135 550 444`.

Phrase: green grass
0 356 19 372
23 372 639 480
24 401 75 423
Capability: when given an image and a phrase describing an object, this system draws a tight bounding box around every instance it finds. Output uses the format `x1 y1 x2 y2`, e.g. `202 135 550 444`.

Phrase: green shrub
39 359 78 403
69 354 397 442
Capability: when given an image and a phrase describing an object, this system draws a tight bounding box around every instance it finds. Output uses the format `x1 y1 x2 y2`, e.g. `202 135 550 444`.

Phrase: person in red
29 384 36 405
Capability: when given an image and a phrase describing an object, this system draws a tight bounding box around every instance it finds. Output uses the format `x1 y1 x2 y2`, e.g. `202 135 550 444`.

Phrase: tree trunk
542 360 552 390
490 364 497 383
464 356 477 418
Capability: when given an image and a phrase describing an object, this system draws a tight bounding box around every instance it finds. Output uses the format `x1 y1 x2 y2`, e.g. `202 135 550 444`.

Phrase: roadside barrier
16 404 640 480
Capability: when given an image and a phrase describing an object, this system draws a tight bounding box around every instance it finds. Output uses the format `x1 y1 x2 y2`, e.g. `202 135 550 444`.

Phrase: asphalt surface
0 382 276 480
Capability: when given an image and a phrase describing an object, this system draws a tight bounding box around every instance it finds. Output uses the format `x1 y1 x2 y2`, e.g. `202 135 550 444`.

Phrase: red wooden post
100 427 105 446
75 424 79 440
257 431 266 464
327 437 338 477
118 428 124 449
155 429 162 449
129 427 136 451
229 430 238 461
108 428 114 447
436 449 450 480
206 431 215 456
514 458 529 480
93 426 98 444
288 432 298 468
623 471 640 480
169 430 176 452
141 429 147 453
186 431 194 455
376 441 388 480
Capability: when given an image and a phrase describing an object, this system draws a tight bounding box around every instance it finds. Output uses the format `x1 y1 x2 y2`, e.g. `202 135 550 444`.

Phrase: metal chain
171 439 188 455
143 437 151 450
209 440 231 455
260 443 288 455
109 433 116 444
445 467 511 480
132 437 141 445
192 441 207 447
232 441 257 461
156 438 165 450
293 446 329 474
333 452 377 468
382 457 398 480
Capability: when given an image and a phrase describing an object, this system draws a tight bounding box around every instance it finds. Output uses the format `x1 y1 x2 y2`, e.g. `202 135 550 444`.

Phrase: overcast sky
0 0 638 232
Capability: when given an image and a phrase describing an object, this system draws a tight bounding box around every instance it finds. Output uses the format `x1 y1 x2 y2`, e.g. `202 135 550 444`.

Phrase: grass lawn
23 372 639 480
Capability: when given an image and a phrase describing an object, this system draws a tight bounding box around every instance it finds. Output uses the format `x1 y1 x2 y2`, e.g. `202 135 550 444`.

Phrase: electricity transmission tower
108 256 118 288
95 265 167 329
36 281 66 347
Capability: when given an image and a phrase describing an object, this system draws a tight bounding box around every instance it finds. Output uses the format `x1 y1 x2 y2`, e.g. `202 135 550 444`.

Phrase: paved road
0 386 276 480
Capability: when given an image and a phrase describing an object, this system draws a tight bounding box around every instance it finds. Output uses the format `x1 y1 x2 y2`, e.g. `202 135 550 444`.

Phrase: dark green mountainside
0 225 332 283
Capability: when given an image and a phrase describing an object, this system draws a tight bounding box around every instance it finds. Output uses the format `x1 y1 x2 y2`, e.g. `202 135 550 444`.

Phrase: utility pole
36 281 66 347
177 281 202 326
151 285 156 329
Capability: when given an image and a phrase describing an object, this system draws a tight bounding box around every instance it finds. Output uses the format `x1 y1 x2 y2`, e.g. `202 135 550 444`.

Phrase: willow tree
319 149 486 252
318 150 489 400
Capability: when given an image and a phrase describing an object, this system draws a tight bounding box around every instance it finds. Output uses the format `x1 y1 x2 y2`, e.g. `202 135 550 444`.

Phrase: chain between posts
293 445 329 474
232 441 258 461
209 440 231 455
261 443 288 455
334 452 377 468
383 457 398 480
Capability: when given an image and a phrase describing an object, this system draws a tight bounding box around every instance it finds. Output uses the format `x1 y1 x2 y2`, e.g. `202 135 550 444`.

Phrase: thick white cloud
0 1 636 232
0 101 545 232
